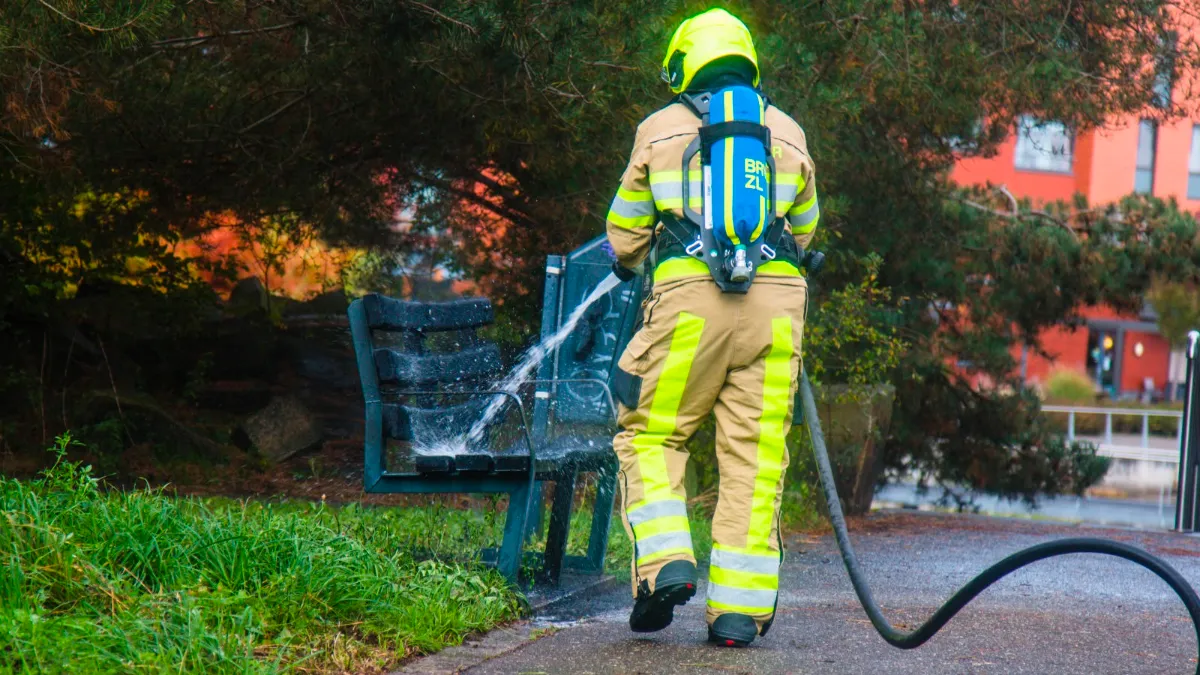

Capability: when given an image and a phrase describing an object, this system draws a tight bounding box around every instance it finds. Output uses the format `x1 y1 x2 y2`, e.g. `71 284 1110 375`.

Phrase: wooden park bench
347 242 635 584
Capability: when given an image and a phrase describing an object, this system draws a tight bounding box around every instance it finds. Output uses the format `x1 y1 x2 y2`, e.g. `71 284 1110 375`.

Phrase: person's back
604 8 821 649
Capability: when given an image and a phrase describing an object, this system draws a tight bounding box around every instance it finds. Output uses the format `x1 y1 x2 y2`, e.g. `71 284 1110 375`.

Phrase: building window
1190 125 1200 200
1154 33 1177 109
1135 119 1157 194
1014 116 1073 173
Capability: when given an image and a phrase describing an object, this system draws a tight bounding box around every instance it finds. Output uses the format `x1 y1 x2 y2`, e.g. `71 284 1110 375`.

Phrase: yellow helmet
662 8 760 94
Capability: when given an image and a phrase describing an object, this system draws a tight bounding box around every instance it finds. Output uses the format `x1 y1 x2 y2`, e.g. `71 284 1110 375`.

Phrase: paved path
1076 433 1179 451
874 483 1177 529
408 512 1200 675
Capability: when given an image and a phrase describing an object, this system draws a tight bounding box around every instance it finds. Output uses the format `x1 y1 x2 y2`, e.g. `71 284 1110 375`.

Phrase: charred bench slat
383 400 494 441
363 294 493 331
374 345 503 385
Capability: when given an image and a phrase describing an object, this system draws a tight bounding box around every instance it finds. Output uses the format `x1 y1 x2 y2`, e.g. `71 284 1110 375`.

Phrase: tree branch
408 1 478 35
38 0 144 33
151 22 300 48
239 93 309 134
416 173 539 229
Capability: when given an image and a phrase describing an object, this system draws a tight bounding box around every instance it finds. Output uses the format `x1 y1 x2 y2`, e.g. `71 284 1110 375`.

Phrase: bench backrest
348 294 505 448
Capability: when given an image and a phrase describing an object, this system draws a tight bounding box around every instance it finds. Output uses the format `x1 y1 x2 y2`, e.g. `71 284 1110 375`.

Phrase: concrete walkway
402 511 1200 675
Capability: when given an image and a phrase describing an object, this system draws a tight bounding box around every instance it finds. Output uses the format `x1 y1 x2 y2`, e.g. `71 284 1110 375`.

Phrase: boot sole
629 582 697 633
708 628 754 648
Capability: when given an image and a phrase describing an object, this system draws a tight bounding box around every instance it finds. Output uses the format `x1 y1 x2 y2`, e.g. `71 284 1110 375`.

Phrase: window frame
1134 119 1158 195
1188 124 1200 200
1013 115 1075 175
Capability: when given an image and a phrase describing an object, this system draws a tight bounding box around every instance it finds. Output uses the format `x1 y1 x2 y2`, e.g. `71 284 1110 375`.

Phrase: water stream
414 272 623 455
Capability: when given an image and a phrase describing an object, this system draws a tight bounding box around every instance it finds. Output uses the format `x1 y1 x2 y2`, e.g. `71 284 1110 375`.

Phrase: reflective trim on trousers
627 497 688 527
711 545 781 576
630 312 705 504
635 530 694 565
705 582 777 613
748 316 794 544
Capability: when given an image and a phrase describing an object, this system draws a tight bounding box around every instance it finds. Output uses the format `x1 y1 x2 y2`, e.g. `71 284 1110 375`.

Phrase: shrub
1043 368 1096 404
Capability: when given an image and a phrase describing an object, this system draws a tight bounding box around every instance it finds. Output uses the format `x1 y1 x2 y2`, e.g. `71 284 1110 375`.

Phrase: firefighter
605 8 819 647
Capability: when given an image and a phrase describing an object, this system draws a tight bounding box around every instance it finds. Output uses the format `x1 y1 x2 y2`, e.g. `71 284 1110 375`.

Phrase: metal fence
1041 405 1183 463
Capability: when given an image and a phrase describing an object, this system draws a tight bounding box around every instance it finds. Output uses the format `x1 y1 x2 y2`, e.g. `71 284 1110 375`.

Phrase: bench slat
364 294 493 331
374 344 503 385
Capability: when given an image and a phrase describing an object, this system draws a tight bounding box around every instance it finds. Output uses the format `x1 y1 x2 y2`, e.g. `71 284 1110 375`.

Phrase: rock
192 380 274 414
283 288 350 317
238 395 323 463
228 276 267 311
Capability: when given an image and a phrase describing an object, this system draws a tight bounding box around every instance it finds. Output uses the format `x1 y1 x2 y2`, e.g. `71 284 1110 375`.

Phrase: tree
1148 277 1200 346
4 0 1200 501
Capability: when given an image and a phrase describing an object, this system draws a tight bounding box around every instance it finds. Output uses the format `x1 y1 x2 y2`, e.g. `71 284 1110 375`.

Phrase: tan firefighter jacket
605 101 819 278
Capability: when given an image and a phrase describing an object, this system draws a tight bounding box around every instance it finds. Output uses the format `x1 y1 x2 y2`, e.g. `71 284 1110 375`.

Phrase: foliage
1043 368 1097 404
0 435 521 674
804 253 907 387
4 0 1200 501
1147 276 1200 346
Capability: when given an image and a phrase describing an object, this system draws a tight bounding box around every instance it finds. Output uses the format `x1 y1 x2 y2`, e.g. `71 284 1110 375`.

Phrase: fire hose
798 369 1200 672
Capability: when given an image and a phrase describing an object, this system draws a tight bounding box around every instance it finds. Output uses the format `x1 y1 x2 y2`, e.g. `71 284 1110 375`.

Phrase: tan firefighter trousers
613 258 806 631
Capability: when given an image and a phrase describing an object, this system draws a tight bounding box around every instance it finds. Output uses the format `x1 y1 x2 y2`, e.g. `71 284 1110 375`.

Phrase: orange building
952 109 1193 401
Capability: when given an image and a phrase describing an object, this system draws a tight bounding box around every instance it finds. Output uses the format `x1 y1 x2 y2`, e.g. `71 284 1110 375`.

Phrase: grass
0 435 522 674
1 436 825 673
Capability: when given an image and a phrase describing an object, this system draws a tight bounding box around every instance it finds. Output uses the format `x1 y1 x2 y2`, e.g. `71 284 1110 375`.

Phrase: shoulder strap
678 92 712 120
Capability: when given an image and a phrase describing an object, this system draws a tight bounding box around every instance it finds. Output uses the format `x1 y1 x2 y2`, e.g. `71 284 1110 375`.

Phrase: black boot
628 560 698 633
708 613 759 647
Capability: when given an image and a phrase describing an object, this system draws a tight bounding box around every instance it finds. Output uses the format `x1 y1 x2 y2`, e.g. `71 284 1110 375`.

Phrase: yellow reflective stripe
723 90 737 246
653 196 703 211
748 317 793 544
653 256 709 283
776 173 806 188
617 187 653 202
607 211 656 229
758 260 801 276
788 193 817 215
751 195 765 242
632 515 690 540
649 170 702 185
631 312 705 502
709 566 779 592
792 213 819 235
706 598 776 615
637 546 694 566
713 542 778 556
627 494 687 522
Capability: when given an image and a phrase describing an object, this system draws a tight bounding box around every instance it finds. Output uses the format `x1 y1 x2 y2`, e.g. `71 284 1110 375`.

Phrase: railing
1042 405 1183 463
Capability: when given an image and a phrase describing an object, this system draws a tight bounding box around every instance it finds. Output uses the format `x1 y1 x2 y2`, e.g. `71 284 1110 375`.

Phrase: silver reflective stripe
706 582 777 610
774 184 798 206
627 498 688 527
711 548 780 576
650 181 703 202
636 530 693 559
788 200 819 228
609 195 656 219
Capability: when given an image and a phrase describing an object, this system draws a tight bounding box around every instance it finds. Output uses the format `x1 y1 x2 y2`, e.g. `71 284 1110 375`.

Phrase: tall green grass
0 435 520 674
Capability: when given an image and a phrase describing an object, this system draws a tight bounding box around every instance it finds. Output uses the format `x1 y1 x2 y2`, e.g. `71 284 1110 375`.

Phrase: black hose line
799 370 1200 672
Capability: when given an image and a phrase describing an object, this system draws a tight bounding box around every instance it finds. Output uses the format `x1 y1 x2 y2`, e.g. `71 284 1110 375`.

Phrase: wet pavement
875 482 1178 530
406 511 1200 675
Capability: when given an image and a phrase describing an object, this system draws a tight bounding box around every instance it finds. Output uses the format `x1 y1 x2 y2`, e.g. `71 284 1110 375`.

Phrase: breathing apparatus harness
652 90 817 293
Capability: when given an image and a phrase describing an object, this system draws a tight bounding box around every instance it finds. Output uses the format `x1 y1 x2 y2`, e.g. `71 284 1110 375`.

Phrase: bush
1043 368 1096 404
